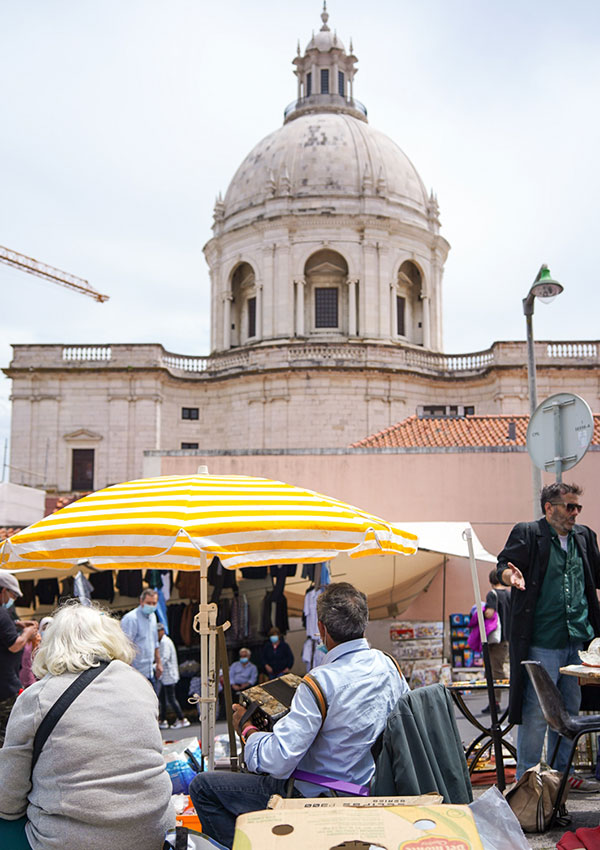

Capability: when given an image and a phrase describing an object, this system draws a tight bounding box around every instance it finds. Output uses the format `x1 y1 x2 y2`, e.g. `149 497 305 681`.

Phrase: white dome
222 112 429 225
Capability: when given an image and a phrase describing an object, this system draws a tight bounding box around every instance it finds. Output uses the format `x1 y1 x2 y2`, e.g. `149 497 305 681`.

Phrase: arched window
394 260 424 345
304 250 350 336
230 262 257 347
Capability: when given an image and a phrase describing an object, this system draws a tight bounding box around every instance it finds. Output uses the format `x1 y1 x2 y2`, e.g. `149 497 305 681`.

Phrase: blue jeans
516 642 583 779
189 771 290 849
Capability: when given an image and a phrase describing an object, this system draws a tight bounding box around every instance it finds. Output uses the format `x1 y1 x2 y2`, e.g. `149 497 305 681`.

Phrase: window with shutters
338 71 345 96
248 297 256 338
315 288 338 328
320 68 329 94
71 449 94 491
396 296 406 336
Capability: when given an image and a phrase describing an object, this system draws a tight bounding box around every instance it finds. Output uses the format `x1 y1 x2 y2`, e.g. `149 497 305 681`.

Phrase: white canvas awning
284 521 495 619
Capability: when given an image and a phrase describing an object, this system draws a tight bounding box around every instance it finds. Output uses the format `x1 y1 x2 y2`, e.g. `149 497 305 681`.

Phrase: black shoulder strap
31 661 110 778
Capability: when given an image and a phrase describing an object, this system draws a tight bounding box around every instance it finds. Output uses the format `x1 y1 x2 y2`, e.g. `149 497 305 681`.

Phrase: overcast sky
1 0 599 454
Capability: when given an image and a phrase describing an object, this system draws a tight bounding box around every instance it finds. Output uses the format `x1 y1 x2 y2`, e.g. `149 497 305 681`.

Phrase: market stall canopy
284 522 496 619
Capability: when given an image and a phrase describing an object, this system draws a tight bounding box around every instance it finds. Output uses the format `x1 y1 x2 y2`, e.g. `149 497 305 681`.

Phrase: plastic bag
163 736 203 794
470 785 531 850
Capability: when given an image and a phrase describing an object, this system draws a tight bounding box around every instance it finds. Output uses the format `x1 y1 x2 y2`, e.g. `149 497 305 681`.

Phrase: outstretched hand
504 562 525 590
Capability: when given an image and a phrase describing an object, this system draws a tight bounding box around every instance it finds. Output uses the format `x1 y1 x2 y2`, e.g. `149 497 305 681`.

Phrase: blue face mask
2 597 14 610
317 642 328 654
269 635 279 645
240 656 249 664
142 604 157 616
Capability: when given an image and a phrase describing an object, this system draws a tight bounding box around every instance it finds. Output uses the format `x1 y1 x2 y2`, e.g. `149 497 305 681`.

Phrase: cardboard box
268 794 444 809
233 801 484 850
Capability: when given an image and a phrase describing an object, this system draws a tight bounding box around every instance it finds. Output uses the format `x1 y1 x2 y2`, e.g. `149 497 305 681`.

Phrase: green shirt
531 528 593 648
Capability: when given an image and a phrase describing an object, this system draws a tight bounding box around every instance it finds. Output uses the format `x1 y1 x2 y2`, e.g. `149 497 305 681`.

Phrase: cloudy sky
1 0 599 453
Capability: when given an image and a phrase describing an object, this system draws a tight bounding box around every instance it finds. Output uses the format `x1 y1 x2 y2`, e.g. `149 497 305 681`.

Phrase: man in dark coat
496 482 600 790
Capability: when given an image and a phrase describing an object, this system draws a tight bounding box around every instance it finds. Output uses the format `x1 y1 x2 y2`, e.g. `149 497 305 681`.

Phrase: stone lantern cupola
287 2 365 124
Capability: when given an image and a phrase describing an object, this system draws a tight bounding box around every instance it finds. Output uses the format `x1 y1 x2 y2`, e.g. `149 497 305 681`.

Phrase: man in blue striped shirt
190 582 408 849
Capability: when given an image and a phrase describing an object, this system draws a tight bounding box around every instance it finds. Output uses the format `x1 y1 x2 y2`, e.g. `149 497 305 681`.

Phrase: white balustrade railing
50 340 599 376
62 346 112 361
546 342 597 359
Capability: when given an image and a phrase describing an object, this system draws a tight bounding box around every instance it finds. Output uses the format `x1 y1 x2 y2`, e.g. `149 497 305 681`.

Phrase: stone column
295 278 306 336
333 61 338 95
312 63 318 94
347 278 358 336
422 293 431 349
389 283 396 338
223 294 232 350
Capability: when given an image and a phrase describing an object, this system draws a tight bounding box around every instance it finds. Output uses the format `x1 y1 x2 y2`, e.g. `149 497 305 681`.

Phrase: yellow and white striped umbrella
0 473 417 572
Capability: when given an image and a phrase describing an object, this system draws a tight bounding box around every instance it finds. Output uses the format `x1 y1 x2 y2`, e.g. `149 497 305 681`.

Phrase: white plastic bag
470 785 531 850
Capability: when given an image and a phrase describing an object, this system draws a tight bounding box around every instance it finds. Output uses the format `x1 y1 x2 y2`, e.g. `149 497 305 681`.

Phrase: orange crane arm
0 245 109 303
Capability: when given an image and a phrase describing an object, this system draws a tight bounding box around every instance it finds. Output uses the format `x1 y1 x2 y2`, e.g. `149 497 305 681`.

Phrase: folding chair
522 660 600 828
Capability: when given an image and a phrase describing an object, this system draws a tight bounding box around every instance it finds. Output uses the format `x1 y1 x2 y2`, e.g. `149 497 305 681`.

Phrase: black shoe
481 704 500 715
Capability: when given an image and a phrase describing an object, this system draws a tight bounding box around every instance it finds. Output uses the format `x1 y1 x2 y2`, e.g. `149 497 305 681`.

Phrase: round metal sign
527 392 594 474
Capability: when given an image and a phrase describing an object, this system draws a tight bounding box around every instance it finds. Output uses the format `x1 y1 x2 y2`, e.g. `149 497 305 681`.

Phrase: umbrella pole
462 528 506 790
198 551 218 771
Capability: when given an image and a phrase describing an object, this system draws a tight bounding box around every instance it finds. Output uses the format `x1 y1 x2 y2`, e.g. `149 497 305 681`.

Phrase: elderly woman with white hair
0 601 175 850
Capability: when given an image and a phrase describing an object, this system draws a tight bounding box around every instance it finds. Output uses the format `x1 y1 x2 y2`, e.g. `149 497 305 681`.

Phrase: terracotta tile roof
352 414 600 449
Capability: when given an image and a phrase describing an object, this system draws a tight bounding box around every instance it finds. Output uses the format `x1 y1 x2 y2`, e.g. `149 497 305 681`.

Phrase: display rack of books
449 612 484 682
389 621 451 689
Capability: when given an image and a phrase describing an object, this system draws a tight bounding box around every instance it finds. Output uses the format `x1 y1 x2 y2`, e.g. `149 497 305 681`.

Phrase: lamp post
523 264 564 517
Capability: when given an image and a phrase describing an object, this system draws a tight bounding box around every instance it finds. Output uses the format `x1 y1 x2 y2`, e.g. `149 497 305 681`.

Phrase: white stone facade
6 341 600 493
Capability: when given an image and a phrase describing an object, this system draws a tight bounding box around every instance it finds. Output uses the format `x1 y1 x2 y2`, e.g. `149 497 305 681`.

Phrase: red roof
352 413 600 449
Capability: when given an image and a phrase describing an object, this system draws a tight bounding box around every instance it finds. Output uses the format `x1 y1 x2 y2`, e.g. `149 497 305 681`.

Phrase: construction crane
0 244 109 303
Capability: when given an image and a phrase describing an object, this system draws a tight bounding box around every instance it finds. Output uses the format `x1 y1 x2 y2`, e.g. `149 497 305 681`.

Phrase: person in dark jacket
261 627 294 679
496 482 600 790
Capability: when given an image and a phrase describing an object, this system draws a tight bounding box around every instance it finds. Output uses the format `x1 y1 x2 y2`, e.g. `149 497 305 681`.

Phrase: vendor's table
560 664 600 685
446 681 516 775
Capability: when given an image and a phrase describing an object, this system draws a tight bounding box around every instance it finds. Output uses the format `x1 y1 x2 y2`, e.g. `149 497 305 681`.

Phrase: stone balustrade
7 339 599 380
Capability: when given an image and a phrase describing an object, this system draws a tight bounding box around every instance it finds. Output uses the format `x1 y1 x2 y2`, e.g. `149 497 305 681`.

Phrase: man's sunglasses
550 501 582 514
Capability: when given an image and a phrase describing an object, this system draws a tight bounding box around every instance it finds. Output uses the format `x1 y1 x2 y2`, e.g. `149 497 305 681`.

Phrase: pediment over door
63 429 103 442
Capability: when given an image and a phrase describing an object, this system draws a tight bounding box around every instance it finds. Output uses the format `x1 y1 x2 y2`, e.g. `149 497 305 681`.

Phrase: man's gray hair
540 482 582 516
316 582 368 643
139 588 158 603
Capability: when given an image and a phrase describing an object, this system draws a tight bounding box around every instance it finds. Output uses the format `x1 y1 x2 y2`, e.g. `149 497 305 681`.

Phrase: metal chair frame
522 660 600 828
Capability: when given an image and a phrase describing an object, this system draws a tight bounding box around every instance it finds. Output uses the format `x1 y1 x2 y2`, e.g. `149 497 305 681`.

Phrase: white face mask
2 596 14 610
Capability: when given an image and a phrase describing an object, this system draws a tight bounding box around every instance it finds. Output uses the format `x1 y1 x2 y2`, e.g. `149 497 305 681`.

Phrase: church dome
222 112 429 228
219 4 431 233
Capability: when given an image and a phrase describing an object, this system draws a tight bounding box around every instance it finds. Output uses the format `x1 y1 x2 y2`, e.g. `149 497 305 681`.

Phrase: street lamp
523 264 564 517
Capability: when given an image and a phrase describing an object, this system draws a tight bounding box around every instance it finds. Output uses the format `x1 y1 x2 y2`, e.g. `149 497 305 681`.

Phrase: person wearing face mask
120 588 163 693
262 627 294 680
229 647 258 693
0 570 38 746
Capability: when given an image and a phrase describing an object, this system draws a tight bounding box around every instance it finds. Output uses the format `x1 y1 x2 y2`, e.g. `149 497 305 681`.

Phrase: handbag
504 762 570 832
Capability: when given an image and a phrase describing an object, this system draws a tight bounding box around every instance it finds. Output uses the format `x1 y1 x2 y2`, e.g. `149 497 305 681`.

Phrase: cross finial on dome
320 1 330 31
